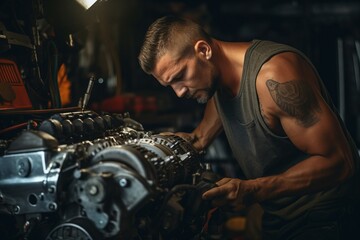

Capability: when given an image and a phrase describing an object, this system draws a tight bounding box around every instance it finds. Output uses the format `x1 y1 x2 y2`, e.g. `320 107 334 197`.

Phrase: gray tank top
214 39 359 221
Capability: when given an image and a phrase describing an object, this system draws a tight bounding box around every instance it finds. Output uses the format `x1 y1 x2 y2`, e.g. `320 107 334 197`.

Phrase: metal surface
0 110 215 240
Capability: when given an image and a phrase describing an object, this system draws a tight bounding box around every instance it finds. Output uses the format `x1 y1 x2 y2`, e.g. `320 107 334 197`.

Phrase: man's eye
174 75 182 81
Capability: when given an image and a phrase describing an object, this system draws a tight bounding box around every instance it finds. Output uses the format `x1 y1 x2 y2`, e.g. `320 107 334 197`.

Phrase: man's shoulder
257 51 307 84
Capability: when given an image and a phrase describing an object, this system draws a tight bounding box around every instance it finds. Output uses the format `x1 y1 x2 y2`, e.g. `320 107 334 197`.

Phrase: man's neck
212 39 252 97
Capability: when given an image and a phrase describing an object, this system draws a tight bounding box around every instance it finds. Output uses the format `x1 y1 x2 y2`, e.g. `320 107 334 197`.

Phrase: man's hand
174 132 197 143
160 131 204 151
160 131 195 143
202 178 257 209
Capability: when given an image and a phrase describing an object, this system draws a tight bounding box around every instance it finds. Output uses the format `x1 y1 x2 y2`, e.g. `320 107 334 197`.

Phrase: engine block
0 110 217 240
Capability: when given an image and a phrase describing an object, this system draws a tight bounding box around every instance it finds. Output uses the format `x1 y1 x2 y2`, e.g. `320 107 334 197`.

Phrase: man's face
152 51 218 104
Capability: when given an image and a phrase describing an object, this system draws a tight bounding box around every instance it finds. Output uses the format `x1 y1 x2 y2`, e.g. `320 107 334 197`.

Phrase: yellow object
225 216 247 233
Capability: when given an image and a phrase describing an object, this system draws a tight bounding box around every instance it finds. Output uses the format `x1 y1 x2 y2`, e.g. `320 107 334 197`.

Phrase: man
138 16 360 239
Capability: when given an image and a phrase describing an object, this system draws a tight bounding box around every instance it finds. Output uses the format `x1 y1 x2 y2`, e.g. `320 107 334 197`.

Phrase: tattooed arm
203 52 354 206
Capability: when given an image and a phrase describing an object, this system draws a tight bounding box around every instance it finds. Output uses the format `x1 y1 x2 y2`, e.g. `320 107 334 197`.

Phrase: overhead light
76 0 98 10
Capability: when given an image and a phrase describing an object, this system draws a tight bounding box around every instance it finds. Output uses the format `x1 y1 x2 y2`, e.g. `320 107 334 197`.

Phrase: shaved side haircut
138 15 212 74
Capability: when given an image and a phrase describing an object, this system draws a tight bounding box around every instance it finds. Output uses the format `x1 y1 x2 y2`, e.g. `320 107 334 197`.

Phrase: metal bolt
97 218 107 229
88 185 98 195
39 193 45 201
119 178 128 187
13 205 20 214
73 169 82 179
17 158 30 177
48 202 57 211
48 186 56 193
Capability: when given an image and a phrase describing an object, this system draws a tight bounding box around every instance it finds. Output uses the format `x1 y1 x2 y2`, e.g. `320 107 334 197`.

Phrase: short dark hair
138 15 212 74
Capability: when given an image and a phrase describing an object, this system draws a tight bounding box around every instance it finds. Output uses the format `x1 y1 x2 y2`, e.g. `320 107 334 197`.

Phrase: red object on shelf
95 95 128 113
0 59 32 110
92 94 158 114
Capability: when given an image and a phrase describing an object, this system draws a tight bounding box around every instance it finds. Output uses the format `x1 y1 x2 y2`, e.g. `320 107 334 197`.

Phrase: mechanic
138 15 360 239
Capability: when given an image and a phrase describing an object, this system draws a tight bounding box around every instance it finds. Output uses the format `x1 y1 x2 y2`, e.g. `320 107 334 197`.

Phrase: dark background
1 0 360 147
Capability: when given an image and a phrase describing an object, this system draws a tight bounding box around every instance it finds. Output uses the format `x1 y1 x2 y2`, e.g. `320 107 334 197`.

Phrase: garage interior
0 0 359 239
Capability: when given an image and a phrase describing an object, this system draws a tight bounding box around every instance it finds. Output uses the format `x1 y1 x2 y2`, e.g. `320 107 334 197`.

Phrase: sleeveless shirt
214 39 360 222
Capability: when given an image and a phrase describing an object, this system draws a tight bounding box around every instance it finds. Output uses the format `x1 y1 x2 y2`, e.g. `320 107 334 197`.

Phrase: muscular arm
203 52 355 206
254 78 354 201
175 97 223 151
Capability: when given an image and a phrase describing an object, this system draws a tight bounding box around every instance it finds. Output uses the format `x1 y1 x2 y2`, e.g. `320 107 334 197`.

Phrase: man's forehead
153 53 181 82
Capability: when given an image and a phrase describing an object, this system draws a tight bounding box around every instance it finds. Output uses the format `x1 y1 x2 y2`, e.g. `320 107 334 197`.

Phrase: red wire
0 121 38 135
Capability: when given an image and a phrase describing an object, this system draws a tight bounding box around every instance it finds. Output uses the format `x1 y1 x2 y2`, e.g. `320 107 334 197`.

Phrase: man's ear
194 40 212 60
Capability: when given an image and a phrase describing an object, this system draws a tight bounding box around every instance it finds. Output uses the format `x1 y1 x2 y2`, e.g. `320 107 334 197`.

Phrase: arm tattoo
266 79 321 128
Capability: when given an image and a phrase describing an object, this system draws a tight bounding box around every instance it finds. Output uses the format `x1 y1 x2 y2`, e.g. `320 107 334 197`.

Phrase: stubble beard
195 76 219 104
196 95 208 104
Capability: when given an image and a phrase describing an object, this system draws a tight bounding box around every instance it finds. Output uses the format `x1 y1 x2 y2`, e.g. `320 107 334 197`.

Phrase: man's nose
172 83 187 98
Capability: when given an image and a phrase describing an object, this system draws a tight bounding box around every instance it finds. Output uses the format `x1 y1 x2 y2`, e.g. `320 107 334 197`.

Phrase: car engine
0 110 218 240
